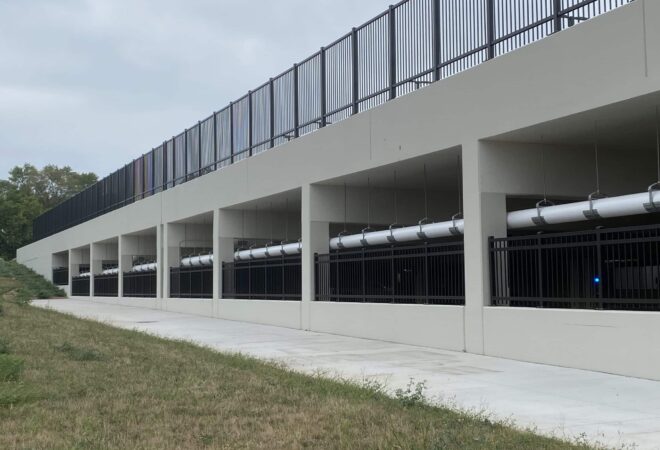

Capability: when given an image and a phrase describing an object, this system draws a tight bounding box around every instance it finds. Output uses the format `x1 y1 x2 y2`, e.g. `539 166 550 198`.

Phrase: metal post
361 248 366 303
248 91 253 156
184 128 189 182
163 141 168 191
388 7 397 100
486 0 495 60
269 78 275 148
320 47 327 127
212 113 218 171
537 235 543 308
293 64 300 138
197 120 202 175
432 0 441 82
553 0 562 33
596 229 603 308
171 136 176 187
151 148 156 195
352 27 360 114
229 102 234 164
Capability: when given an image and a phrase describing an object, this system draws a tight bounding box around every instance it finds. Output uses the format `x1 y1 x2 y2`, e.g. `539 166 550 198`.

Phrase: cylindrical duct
77 272 91 278
180 254 214 267
234 242 302 261
507 191 660 229
329 220 464 250
100 267 119 275
130 262 158 273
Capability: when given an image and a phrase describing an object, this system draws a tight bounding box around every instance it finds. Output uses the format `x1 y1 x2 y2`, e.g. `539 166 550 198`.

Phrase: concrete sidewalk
34 299 660 449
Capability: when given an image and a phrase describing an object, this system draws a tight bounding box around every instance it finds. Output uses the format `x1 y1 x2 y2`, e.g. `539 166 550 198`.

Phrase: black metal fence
71 276 90 296
222 255 302 300
32 0 632 242
490 224 660 311
52 267 69 286
170 266 213 299
123 271 157 298
316 240 465 305
93 274 118 297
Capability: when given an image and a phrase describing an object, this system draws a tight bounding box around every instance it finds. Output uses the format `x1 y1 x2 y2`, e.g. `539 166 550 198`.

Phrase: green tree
0 165 97 260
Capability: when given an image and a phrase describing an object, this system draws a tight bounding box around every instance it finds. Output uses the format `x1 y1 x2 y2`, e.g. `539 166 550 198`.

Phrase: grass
0 259 594 449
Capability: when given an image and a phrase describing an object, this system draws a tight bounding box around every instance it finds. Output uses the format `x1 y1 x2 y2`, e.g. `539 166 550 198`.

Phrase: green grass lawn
0 259 592 449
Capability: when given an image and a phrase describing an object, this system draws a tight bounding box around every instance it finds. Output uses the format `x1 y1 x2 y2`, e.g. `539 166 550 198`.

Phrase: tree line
0 164 97 260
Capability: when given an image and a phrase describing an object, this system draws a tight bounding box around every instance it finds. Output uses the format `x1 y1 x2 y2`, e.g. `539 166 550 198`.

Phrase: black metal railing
52 267 69 286
490 223 660 311
170 266 213 299
71 276 90 296
315 240 465 305
222 255 302 300
93 273 118 297
32 0 632 242
123 271 157 298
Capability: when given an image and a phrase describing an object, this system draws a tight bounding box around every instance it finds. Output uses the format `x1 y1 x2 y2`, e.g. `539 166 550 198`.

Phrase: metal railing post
388 7 397 100
248 90 253 156
269 78 275 148
597 229 603 308
212 112 218 170
553 0 563 33
184 128 189 181
432 0 441 82
229 102 234 164
486 0 495 60
352 27 360 114
320 47 327 127
537 235 544 308
293 64 300 138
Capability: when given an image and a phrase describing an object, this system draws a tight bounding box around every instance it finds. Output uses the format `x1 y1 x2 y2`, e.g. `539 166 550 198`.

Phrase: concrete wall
16 2 660 380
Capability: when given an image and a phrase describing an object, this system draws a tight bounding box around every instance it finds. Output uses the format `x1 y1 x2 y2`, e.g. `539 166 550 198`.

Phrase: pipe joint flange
583 191 607 220
449 212 463 236
644 182 660 213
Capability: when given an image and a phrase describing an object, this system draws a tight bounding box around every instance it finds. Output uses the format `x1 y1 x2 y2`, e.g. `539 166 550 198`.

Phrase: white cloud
0 0 389 177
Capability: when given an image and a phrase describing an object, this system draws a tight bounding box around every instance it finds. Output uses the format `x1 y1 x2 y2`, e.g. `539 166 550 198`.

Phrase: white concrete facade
18 2 660 380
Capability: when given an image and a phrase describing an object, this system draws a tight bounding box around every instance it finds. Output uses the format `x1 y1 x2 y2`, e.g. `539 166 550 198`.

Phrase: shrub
395 379 428 407
0 355 24 382
55 342 104 362
0 338 9 354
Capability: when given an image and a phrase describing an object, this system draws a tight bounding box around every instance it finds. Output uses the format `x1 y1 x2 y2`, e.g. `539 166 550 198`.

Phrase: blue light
594 276 601 284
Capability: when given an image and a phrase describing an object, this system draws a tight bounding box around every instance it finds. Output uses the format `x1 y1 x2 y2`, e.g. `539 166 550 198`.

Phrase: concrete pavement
34 298 660 449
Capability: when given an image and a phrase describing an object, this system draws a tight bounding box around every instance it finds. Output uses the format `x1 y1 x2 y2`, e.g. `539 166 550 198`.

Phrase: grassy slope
0 259 590 449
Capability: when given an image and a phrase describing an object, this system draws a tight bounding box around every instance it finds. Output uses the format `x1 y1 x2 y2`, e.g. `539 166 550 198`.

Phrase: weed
395 378 428 407
0 383 37 406
0 355 23 382
0 338 9 354
55 342 104 362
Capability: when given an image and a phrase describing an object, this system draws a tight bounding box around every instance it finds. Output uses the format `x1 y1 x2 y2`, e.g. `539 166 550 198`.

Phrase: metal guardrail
33 0 632 241
123 271 157 298
222 255 302 301
71 276 90 296
93 274 118 297
490 223 660 311
52 267 69 286
315 240 465 305
170 266 213 299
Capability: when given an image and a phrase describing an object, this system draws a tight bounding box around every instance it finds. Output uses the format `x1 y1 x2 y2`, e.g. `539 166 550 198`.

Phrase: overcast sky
0 0 389 178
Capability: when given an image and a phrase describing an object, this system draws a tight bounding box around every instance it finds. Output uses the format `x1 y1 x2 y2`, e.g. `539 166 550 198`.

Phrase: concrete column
216 209 244 300
163 223 186 298
301 184 331 330
462 140 508 354
156 225 164 299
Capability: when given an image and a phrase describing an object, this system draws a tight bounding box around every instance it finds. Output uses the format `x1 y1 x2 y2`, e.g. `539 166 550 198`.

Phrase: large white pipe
130 262 158 273
77 272 91 278
329 220 464 250
180 254 214 267
100 267 119 275
234 242 302 261
507 190 660 229
229 188 660 255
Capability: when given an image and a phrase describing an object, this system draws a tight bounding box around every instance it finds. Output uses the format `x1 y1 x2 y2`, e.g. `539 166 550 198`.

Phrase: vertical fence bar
432 0 441 82
553 0 563 33
351 28 359 114
537 235 543 308
320 47 327 127
269 78 275 148
184 128 189 181
597 229 603 308
212 112 218 170
229 102 234 164
293 64 300 138
163 141 168 190
197 121 202 175
248 90 253 156
388 7 397 100
486 0 495 60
